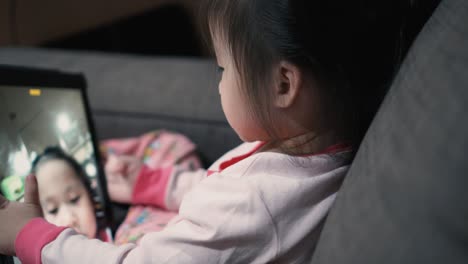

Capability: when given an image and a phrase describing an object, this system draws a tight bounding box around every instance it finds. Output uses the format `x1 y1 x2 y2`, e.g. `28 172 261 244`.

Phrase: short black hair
31 146 93 197
203 0 416 150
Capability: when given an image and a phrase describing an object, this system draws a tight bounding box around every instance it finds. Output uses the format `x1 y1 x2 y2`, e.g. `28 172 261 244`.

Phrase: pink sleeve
131 164 208 211
131 165 173 209
15 218 66 264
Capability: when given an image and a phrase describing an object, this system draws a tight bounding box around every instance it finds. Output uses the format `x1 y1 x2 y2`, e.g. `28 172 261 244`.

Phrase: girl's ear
273 61 303 109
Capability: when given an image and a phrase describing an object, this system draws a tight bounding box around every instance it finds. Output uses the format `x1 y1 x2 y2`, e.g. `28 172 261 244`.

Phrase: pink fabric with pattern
101 130 200 169
101 130 202 245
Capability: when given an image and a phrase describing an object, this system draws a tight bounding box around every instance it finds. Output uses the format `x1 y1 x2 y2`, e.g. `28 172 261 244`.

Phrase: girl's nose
58 206 79 229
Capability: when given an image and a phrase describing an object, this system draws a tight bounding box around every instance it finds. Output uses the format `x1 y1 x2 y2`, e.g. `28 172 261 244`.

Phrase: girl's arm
131 164 207 211
106 154 206 211
107 142 255 210
17 174 277 264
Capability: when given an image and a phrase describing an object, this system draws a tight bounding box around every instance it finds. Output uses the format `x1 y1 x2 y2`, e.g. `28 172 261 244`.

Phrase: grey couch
0 49 242 165
0 0 467 262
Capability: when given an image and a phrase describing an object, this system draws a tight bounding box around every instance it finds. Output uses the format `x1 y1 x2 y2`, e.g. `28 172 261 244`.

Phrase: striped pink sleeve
131 165 173 209
15 218 66 264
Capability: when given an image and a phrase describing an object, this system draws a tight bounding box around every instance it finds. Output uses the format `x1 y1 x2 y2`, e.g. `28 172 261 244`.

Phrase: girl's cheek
81 197 94 214
76 199 87 212
44 212 55 223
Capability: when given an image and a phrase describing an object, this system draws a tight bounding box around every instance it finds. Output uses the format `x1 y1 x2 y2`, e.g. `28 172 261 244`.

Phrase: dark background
44 4 204 57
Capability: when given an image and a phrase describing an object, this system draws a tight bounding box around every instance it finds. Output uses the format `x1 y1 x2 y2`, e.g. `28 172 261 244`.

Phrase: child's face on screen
214 37 268 142
36 160 97 238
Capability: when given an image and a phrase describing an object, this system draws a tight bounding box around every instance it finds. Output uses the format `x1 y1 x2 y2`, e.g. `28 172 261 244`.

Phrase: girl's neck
258 131 342 156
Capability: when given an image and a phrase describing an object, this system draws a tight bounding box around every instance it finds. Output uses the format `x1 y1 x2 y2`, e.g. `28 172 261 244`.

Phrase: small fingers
24 174 41 206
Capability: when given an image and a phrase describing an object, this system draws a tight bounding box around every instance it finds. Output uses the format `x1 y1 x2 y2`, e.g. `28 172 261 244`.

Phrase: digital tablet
0 65 112 244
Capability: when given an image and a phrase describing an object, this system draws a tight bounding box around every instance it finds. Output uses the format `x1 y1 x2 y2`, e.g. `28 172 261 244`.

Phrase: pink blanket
101 130 202 245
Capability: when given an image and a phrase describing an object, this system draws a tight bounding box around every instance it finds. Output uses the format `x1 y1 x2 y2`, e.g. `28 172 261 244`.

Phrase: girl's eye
48 208 59 215
70 196 81 204
217 66 225 74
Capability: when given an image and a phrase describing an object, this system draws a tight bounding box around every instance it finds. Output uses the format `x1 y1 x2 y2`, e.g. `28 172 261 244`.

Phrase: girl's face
214 37 268 142
36 160 97 238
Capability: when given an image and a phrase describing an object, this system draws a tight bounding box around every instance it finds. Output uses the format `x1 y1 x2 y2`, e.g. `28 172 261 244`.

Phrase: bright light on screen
85 163 97 177
57 113 72 133
12 150 31 176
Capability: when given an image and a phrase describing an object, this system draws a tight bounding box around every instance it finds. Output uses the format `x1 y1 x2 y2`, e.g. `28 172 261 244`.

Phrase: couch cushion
0 48 241 164
312 0 468 263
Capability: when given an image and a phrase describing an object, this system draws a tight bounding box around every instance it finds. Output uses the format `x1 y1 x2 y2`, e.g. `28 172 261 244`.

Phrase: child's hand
0 174 42 256
105 155 142 204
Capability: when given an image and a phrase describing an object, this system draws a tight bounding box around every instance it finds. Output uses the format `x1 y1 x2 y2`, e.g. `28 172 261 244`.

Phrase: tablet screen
0 85 111 240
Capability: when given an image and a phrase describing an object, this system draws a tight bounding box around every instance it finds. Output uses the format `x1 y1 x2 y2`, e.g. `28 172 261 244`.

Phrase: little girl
31 147 99 240
0 0 408 263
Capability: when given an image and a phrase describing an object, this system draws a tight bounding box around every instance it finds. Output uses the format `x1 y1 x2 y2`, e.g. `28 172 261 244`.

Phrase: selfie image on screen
0 86 109 240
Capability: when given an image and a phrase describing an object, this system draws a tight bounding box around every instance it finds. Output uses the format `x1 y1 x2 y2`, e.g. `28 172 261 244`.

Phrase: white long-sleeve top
15 142 351 264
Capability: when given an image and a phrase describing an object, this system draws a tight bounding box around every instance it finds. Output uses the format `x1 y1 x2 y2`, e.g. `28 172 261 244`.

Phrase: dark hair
202 0 418 149
31 146 93 198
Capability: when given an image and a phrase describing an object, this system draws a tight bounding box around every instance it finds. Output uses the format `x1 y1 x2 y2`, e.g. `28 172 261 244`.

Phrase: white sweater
15 142 351 264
